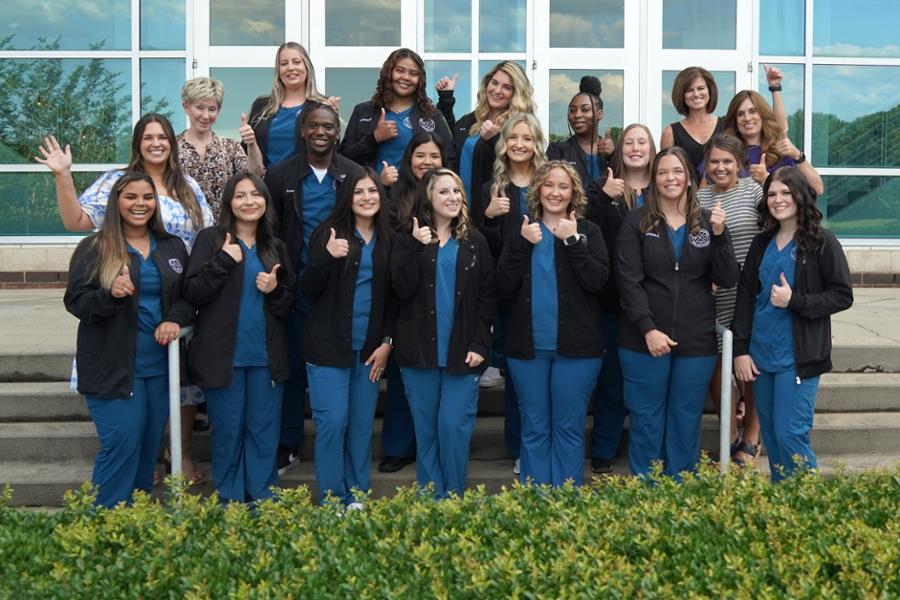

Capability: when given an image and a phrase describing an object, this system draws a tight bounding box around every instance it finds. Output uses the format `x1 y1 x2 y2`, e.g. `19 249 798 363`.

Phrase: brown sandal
732 439 760 467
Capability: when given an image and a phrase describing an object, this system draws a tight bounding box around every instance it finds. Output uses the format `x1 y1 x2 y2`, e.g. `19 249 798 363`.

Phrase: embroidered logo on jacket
645 232 660 239
402 116 413 129
418 118 436 132
689 229 711 248
168 258 184 273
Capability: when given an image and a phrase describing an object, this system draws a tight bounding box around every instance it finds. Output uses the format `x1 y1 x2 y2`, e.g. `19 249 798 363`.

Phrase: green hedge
2 465 898 598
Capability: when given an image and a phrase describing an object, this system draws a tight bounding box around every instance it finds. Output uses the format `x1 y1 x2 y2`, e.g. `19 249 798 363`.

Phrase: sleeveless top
671 116 724 177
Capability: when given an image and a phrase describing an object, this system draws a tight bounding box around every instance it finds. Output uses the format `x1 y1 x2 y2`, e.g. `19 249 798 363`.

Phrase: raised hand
770 272 792 309
238 113 257 147
602 167 625 198
710 201 726 236
380 161 399 187
764 63 784 88
154 321 181 345
485 184 511 219
35 135 72 175
597 128 615 156
326 227 350 258
479 119 500 141
373 108 399 143
221 232 243 263
774 131 802 161
326 96 341 113
256 263 280 294
552 211 579 240
411 216 433 245
749 152 768 185
644 329 678 357
111 265 135 298
435 73 459 92
520 215 542 245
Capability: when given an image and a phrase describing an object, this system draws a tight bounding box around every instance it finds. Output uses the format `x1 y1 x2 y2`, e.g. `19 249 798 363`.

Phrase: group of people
36 43 854 508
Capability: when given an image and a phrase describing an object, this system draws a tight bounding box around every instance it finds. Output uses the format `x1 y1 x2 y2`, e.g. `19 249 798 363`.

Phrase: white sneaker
346 502 365 512
479 366 504 388
513 458 520 475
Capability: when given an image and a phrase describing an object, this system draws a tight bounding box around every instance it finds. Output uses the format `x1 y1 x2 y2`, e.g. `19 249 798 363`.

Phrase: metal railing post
716 322 733 475
167 325 193 477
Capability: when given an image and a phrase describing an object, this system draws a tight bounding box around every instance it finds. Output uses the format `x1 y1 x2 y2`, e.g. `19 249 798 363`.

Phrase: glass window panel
478 60 529 86
0 172 101 236
210 0 283 46
425 60 473 118
812 66 900 167
1 0 130 50
480 0 526 52
820 175 900 238
325 68 382 123
141 59 186 133
661 70 734 132
759 0 804 56
662 0 736 50
326 0 401 46
548 70 624 141
814 0 900 58
757 63 805 151
425 0 471 52
141 0 185 50
550 0 624 48
0 58 131 165
209 68 274 141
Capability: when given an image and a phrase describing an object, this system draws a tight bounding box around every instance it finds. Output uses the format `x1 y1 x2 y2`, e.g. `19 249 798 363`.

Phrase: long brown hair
416 168 471 242
216 172 280 268
722 90 783 169
258 42 327 120
760 167 825 253
642 147 703 235
610 123 656 210
371 48 436 118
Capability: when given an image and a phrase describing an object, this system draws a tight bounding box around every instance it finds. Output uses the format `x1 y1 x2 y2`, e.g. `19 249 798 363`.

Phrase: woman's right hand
326 227 350 258
222 232 243 263
411 217 433 245
601 167 625 198
644 329 677 357
485 185 510 219
479 119 501 140
734 354 760 382
111 266 135 298
520 215 542 244
35 135 72 175
435 74 458 92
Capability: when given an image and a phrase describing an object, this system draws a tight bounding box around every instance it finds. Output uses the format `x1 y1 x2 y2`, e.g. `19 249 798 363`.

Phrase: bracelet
768 84 782 92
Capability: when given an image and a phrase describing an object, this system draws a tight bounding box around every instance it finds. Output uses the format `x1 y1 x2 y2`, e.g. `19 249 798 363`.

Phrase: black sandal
732 440 760 467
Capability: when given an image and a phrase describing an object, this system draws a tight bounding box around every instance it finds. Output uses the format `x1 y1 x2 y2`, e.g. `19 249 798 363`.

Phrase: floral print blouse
177 131 249 220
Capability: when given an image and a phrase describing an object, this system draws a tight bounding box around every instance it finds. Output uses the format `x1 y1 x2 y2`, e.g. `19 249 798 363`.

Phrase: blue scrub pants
280 298 311 451
590 313 626 461
380 359 416 458
619 349 717 478
85 374 168 507
306 354 379 504
752 367 819 482
507 351 603 486
204 366 283 503
495 312 521 460
400 367 480 498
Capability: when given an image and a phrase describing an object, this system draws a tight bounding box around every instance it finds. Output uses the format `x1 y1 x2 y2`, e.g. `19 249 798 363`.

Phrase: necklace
127 237 151 257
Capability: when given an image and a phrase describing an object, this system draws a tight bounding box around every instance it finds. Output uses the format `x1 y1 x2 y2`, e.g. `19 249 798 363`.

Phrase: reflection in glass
0 58 131 165
425 0 471 52
661 70 734 132
480 0 526 52
759 0 804 56
550 0 624 48
548 70 624 140
209 68 274 141
814 0 900 58
1 0 130 50
821 175 900 237
141 0 186 50
141 59 185 133
425 61 473 117
757 63 805 151
0 172 100 235
210 0 283 46
324 68 382 121
812 66 900 167
662 0 736 50
326 0 401 46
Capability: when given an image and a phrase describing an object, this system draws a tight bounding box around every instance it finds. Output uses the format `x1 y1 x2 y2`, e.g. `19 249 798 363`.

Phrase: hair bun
579 75 602 97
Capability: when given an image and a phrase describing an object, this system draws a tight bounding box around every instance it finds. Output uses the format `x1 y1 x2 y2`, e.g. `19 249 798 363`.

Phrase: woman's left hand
238 113 257 147
710 201 726 236
154 321 181 345
770 272 792 308
552 211 579 240
774 134 802 162
365 343 392 383
465 352 484 368
256 264 280 294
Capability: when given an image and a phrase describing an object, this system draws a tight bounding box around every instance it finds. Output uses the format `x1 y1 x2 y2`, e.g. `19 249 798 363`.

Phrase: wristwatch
381 336 393 347
795 152 806 164
563 233 587 247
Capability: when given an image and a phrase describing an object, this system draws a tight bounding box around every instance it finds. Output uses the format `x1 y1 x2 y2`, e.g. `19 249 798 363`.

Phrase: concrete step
3 412 900 465
3 454 899 507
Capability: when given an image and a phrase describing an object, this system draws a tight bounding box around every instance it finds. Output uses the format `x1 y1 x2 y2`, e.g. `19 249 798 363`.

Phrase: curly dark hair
370 48 436 118
760 167 824 253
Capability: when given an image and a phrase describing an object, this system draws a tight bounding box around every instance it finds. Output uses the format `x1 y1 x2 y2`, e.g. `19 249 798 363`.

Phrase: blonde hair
469 61 536 136
526 161 586 221
418 168 471 241
181 77 224 107
259 42 327 120
492 113 547 194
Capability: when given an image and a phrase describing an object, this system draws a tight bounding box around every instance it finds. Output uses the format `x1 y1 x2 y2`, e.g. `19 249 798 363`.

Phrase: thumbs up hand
326 227 350 258
374 108 399 142
256 263 281 294
774 132 803 162
520 215 542 245
598 128 615 156
485 184 511 219
764 63 784 88
380 161 399 186
479 118 500 140
221 232 243 263
111 264 135 298
601 166 626 199
411 216 433 245
552 210 579 240
435 73 459 92
770 272 793 309
238 112 257 147
710 201 726 236
749 152 769 185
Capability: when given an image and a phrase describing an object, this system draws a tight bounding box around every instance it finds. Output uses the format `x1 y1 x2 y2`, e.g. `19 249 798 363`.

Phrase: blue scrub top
668 224 686 262
518 187 529 218
531 222 559 352
298 171 336 273
130 237 167 378
635 192 645 208
750 237 797 372
233 240 269 367
266 105 303 167
351 230 376 351
459 134 480 206
583 152 601 184
435 238 459 367
375 106 414 172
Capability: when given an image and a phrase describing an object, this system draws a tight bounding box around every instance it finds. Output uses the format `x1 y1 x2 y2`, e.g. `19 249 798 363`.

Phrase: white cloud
813 43 900 58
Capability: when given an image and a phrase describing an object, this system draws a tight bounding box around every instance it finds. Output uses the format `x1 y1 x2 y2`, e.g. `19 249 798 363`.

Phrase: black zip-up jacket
497 218 609 359
586 178 650 313
479 180 528 259
64 234 195 398
390 229 496 374
732 228 853 378
300 226 397 367
546 136 609 191
247 96 314 169
339 101 455 169
450 112 499 227
264 150 364 275
616 207 740 356
183 227 296 388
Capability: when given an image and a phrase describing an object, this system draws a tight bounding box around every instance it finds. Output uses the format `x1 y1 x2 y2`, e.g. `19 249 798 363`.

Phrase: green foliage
2 466 899 598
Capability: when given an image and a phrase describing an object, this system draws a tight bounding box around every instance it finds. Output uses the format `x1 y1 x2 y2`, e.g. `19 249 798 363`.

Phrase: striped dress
698 177 763 334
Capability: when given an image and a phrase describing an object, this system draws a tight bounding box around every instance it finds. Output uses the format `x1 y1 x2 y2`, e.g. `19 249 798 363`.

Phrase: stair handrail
167 325 193 477
716 321 733 474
